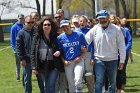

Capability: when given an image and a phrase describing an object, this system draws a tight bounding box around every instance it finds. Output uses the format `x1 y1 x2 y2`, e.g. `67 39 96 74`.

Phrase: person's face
24 17 34 30
43 20 51 35
18 17 24 24
54 14 61 23
32 15 39 22
79 17 87 28
73 22 79 28
61 25 71 34
121 19 127 26
98 17 109 27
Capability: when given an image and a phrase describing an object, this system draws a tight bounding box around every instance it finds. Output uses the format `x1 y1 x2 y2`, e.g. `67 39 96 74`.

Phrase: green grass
0 33 140 93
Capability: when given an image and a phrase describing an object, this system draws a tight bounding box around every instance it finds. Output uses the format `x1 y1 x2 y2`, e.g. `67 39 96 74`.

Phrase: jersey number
70 47 74 54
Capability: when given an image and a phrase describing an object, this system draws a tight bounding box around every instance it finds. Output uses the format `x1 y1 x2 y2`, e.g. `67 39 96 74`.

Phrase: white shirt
85 23 126 63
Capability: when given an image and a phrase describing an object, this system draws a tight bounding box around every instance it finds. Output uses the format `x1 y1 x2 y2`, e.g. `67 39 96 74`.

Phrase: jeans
22 61 32 93
95 59 118 93
14 53 20 80
37 68 59 93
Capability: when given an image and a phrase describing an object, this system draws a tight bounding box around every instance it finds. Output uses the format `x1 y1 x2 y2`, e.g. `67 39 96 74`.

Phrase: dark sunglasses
26 21 34 24
43 24 51 26
55 16 61 19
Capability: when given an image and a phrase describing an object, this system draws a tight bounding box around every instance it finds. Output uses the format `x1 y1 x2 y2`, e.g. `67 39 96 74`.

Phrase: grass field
0 33 140 93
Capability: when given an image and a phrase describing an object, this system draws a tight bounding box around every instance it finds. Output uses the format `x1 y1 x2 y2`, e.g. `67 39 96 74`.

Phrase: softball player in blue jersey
57 20 88 93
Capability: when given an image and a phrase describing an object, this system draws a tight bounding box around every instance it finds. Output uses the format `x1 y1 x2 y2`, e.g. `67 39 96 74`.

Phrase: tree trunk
58 0 63 9
120 0 129 18
92 0 95 18
42 0 46 16
114 0 120 17
51 0 54 18
35 0 41 18
0 17 4 42
133 0 137 35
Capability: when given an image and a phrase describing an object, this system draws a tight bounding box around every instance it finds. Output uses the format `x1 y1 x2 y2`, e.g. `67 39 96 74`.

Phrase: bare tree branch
20 2 37 10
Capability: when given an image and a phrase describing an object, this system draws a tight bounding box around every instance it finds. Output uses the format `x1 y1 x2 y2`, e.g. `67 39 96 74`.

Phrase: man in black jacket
16 15 35 93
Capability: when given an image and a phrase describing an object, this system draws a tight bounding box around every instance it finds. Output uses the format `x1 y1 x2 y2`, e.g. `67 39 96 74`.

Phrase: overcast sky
1 0 56 19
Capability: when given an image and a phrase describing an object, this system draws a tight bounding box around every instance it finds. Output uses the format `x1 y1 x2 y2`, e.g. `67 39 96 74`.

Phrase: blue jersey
57 31 88 60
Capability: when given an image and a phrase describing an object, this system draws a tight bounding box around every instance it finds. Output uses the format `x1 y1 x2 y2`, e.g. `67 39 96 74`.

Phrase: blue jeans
95 59 118 93
22 61 32 93
37 68 59 93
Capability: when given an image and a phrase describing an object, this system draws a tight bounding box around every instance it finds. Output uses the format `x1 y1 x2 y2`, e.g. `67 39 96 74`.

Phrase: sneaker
16 77 20 82
121 90 125 93
131 60 134 63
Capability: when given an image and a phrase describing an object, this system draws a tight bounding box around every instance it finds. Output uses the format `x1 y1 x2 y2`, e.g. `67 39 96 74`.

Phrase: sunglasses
43 24 51 26
55 16 61 19
26 21 34 24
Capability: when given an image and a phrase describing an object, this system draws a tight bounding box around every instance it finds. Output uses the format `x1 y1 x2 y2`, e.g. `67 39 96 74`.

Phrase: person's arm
90 42 95 65
85 27 94 45
16 31 27 66
16 31 24 60
117 27 126 70
10 26 16 51
30 33 39 70
125 29 132 52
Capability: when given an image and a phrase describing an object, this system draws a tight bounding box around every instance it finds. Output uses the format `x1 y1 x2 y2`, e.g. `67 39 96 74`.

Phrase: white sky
1 0 56 19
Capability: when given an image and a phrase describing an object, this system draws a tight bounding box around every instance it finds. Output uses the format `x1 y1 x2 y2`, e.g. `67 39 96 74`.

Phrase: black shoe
16 77 20 82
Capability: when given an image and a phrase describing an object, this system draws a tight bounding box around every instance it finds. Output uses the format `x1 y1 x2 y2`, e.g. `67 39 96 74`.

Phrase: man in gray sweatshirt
85 10 126 93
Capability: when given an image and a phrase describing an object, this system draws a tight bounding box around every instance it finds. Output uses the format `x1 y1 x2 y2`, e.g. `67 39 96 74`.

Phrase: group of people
10 9 133 93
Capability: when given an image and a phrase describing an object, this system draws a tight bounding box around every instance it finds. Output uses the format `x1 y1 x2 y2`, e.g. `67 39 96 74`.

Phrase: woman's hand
32 69 38 75
20 59 26 67
64 60 71 66
90 59 95 65
74 56 82 63
53 51 60 57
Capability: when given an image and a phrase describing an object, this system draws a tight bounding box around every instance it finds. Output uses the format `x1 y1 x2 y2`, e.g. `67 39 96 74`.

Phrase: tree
58 0 63 9
133 0 137 35
114 0 120 17
91 0 95 18
20 0 41 18
120 0 129 18
42 0 46 16
0 0 17 42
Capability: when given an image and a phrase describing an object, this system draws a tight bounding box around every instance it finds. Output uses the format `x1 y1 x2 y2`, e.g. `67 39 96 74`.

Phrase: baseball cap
18 14 24 18
60 20 69 27
72 18 79 23
96 10 110 19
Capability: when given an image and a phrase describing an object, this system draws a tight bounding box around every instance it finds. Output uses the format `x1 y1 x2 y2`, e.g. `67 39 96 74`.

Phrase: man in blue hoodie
10 14 24 81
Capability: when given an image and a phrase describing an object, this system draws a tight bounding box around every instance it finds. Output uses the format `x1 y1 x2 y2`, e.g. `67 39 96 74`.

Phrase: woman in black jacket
30 16 63 93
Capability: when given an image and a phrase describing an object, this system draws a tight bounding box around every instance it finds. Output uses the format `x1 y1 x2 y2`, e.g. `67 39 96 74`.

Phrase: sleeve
90 42 94 60
85 28 94 45
117 27 126 63
10 26 16 51
80 33 88 47
125 29 132 52
16 31 25 60
57 36 63 53
30 34 39 70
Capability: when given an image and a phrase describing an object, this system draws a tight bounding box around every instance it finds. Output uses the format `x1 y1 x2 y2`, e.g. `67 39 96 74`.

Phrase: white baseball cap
72 18 79 23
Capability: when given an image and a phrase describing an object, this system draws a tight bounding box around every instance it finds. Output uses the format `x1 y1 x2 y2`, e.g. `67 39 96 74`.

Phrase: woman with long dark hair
31 16 62 93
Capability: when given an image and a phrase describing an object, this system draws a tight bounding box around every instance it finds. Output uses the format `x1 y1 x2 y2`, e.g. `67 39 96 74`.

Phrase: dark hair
37 16 58 38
